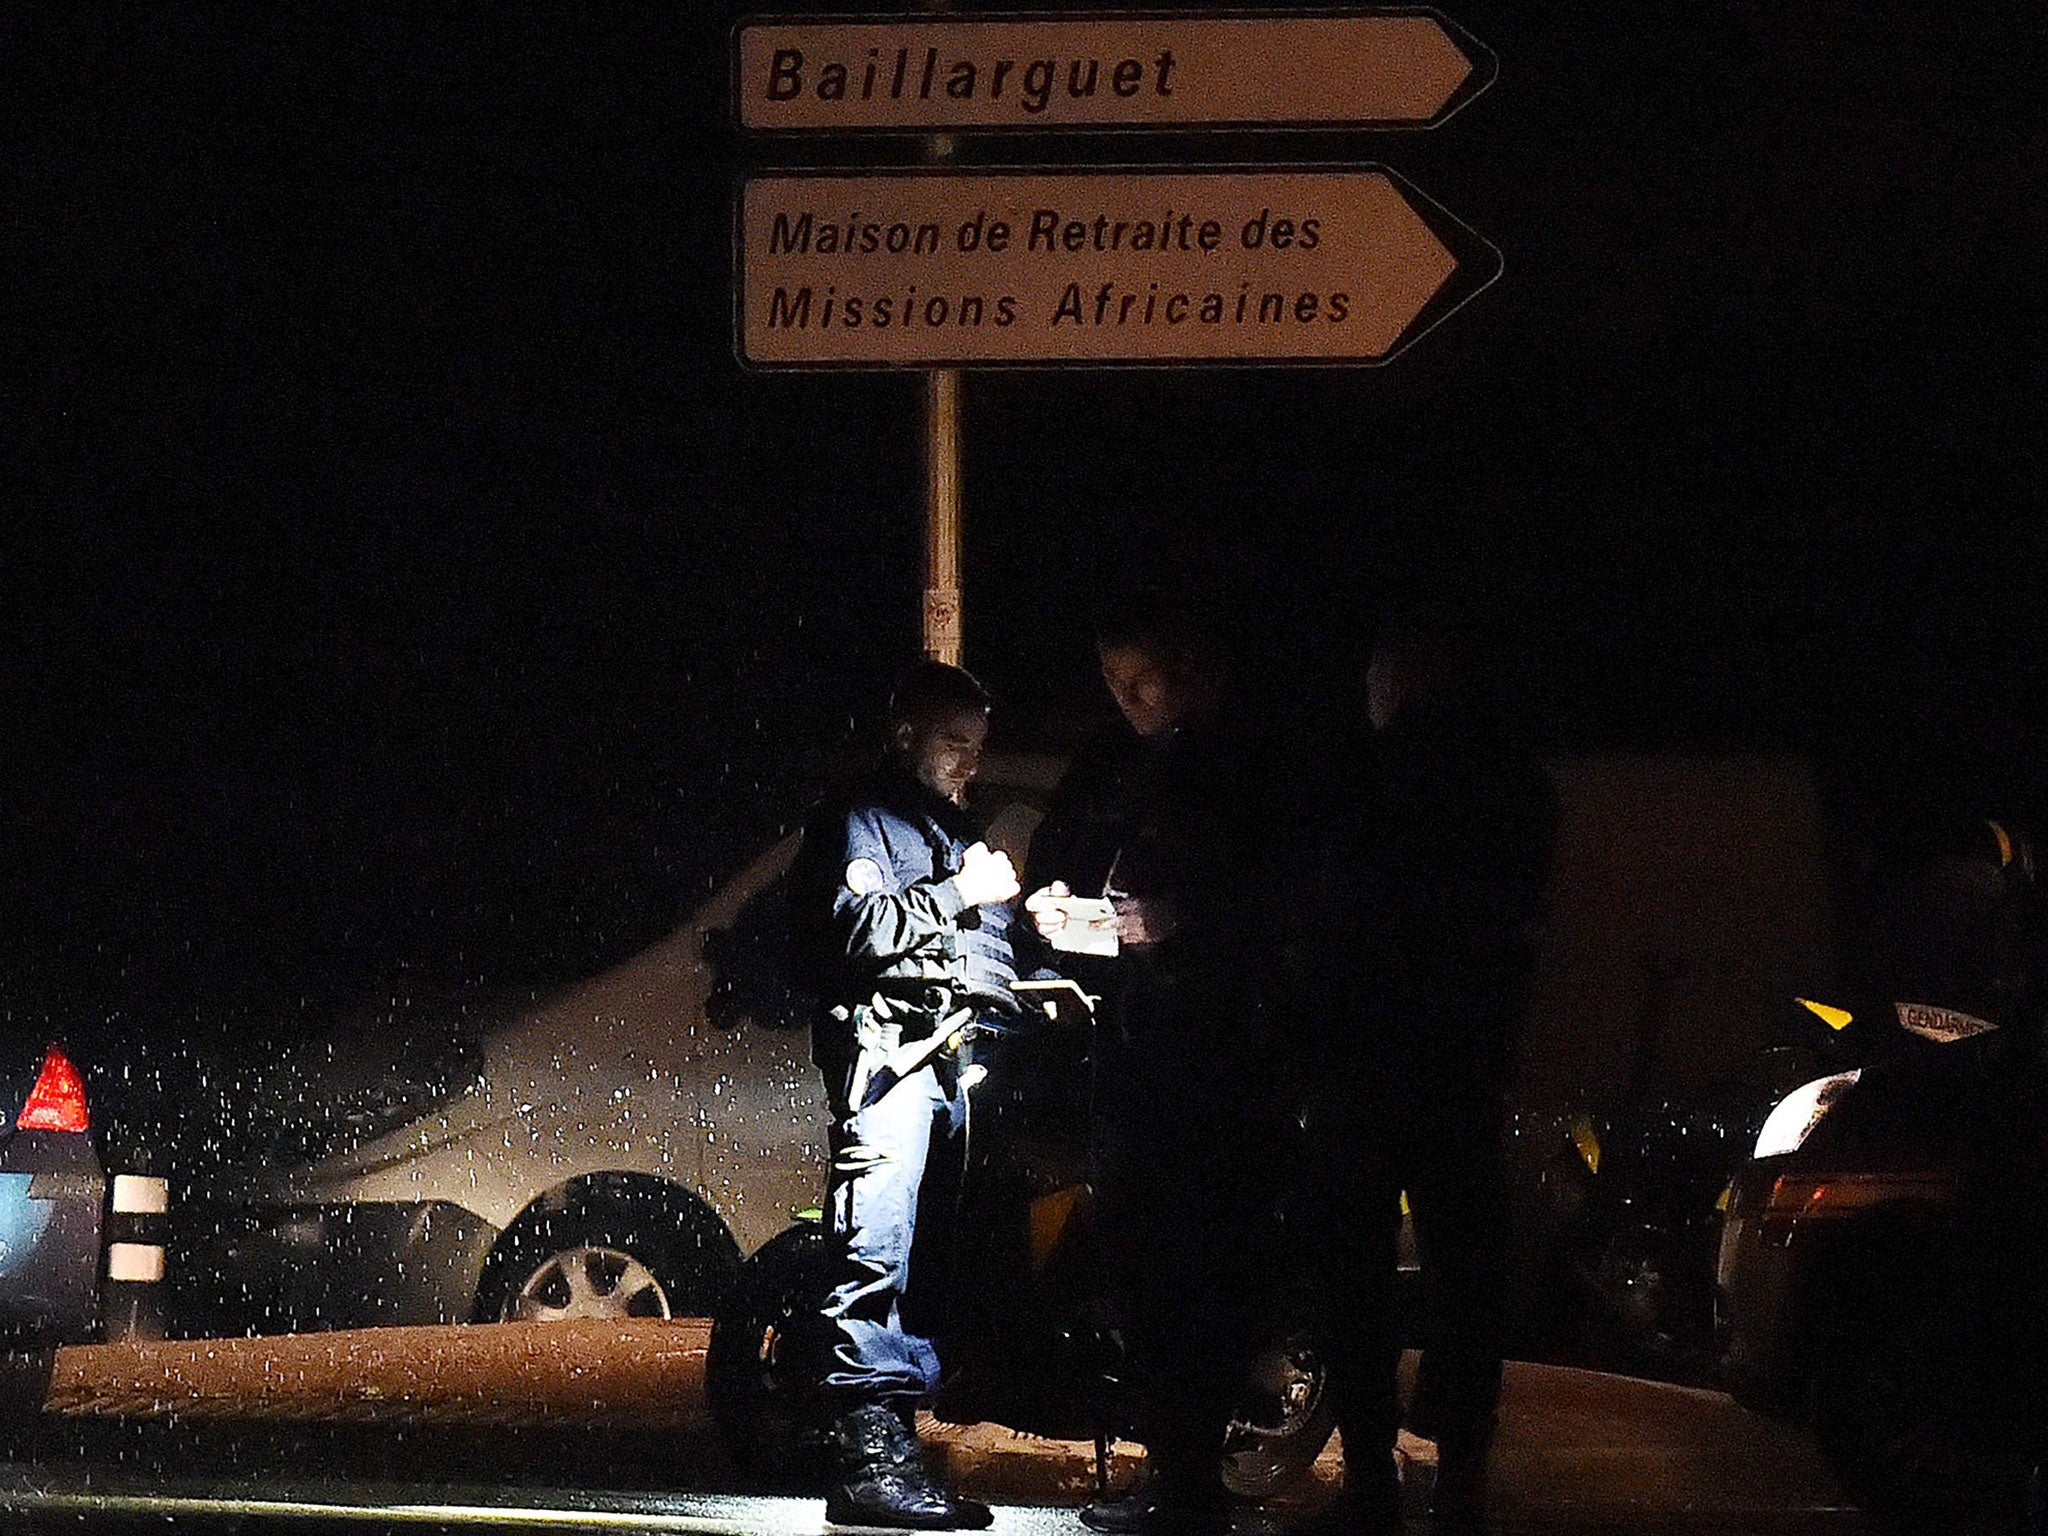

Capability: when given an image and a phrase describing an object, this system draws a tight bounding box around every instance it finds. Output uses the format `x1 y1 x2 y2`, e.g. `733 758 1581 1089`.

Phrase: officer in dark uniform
1027 611 1284 1536
1297 618 1555 1535
791 661 1024 1530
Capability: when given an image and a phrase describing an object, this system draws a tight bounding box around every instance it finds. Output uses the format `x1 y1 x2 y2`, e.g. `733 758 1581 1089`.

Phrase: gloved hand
953 841 1020 907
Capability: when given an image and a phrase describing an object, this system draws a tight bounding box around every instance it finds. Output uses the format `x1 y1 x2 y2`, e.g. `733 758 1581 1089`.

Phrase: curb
30 1319 708 1430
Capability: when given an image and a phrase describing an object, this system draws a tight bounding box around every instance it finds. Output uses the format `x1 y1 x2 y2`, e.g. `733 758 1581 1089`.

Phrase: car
1717 1008 2048 1522
165 751 1845 1342
1716 823 2048 1524
167 754 1065 1337
1 1042 105 1350
1517 1040 1818 1376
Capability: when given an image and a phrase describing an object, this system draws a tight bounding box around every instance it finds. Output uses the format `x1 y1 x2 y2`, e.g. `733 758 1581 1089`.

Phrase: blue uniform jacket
792 766 1023 1078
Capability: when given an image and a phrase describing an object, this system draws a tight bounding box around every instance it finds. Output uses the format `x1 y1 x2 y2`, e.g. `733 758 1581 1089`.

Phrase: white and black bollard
101 1171 170 1341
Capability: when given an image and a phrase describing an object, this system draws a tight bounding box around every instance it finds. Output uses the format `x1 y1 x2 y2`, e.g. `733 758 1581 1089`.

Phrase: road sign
735 11 1494 133
736 167 1499 369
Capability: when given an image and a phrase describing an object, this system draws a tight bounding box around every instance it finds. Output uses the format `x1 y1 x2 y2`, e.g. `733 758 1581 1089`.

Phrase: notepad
1042 895 1119 957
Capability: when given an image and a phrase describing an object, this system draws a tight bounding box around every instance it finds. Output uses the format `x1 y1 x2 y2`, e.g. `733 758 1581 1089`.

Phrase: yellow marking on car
1990 820 2014 867
1570 1115 1601 1174
1796 998 1853 1031
1764 1172 1954 1220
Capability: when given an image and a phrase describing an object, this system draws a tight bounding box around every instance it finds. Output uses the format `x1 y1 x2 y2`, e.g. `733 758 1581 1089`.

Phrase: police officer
1027 609 1283 1536
791 660 1024 1530
1298 616 1554 1535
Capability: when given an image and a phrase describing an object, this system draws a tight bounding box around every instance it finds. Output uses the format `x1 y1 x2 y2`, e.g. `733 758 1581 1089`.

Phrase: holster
840 1003 904 1116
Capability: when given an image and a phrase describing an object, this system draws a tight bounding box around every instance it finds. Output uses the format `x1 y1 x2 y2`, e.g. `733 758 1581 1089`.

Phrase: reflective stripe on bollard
103 1173 170 1340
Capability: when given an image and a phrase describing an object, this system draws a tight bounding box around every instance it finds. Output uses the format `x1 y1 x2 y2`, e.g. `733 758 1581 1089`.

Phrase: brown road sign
735 10 1494 133
736 167 1499 369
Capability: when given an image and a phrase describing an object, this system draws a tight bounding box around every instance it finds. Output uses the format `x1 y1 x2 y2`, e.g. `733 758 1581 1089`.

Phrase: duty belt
869 977 959 1024
845 1001 982 1111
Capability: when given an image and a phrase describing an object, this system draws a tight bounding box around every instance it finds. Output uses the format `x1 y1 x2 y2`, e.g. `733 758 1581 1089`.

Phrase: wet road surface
1 1359 1872 1534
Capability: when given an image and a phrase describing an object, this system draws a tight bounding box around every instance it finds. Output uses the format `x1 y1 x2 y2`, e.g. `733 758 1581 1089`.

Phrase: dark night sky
6 3 2043 1047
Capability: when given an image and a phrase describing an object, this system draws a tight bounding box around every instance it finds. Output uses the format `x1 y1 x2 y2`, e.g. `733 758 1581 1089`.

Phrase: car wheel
1813 1308 1995 1523
475 1180 741 1325
501 1244 674 1322
706 1224 839 1483
1220 1329 1337 1498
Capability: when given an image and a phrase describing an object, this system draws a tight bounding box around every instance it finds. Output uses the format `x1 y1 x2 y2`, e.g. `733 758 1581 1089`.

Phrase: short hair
1092 592 1226 684
887 659 991 728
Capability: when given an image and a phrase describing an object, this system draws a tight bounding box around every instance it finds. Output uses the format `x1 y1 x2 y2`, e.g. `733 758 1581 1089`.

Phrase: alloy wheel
502 1244 673 1322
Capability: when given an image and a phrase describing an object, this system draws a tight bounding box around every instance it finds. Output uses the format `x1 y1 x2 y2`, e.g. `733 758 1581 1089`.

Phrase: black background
7 2 2043 1048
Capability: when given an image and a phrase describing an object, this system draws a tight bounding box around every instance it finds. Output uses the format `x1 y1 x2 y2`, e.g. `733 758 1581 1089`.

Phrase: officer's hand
1113 896 1178 947
1025 881 1072 938
954 842 1021 907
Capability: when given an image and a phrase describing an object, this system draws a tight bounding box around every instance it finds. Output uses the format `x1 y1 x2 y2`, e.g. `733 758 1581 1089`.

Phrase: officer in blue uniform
791 660 1024 1529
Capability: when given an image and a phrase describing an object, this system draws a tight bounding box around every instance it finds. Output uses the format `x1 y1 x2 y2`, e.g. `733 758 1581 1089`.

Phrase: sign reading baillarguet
735 14 1493 132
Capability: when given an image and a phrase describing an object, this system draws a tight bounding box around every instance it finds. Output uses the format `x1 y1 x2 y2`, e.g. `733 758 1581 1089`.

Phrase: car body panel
0 1128 105 1344
186 765 1067 1334
171 1198 496 1335
1715 1024 2028 1413
214 834 823 1263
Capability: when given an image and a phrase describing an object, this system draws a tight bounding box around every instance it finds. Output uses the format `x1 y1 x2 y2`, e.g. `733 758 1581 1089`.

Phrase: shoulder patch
844 858 887 896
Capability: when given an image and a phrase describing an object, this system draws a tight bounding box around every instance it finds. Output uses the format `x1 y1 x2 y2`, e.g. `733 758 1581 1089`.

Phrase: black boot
1081 1484 1229 1536
1082 1462 1229 1536
825 1402 994 1530
1427 1435 1491 1533
1079 1483 1158 1535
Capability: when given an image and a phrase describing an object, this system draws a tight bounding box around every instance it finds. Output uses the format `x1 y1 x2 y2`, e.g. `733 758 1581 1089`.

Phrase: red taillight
1763 1171 1953 1220
17 1044 90 1133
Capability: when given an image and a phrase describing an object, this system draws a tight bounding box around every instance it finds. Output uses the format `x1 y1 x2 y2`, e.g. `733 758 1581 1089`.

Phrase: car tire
474 1179 741 1324
1220 1329 1337 1499
706 1223 839 1485
1812 1306 1999 1523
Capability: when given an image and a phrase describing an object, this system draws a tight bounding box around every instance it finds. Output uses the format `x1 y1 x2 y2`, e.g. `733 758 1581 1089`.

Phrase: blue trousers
822 1060 966 1405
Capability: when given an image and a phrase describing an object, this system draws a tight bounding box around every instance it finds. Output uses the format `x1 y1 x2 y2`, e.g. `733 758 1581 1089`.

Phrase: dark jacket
1034 711 1279 1065
1025 729 1151 905
1317 698 1556 1097
1112 714 1274 1000
791 765 1023 1073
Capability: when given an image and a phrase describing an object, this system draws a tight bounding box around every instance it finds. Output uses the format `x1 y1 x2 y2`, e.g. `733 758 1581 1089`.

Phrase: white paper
1045 895 1120 957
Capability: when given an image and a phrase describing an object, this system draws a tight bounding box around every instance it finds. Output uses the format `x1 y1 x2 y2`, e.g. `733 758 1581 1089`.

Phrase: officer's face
1099 643 1185 738
900 705 989 804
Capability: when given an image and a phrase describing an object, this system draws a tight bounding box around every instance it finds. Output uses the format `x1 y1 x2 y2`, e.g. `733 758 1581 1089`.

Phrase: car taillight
1763 1172 1953 1220
17 1044 90 1133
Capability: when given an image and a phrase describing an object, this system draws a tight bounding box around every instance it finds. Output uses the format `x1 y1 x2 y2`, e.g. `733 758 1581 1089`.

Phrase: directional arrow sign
736 11 1494 132
736 167 1500 369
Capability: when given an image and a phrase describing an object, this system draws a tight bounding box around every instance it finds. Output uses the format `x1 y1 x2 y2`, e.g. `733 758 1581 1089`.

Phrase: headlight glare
1752 1070 1861 1160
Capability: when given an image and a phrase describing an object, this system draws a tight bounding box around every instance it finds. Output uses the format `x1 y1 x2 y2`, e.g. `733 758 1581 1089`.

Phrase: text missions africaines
762 203 1352 335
